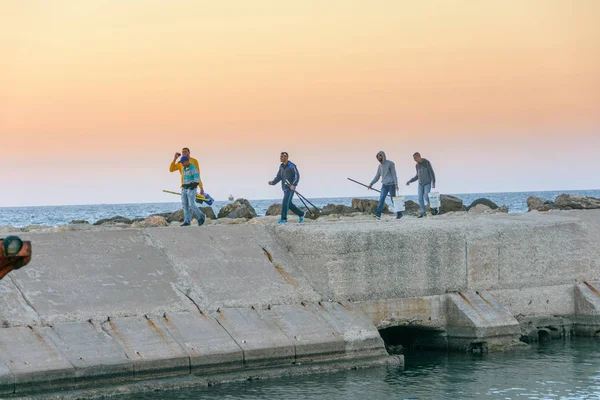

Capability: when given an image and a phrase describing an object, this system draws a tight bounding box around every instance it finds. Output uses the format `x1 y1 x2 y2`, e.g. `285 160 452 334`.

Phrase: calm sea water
1 189 599 228
116 338 600 400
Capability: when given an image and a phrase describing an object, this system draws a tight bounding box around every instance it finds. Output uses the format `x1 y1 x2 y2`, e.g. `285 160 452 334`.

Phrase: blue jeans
182 188 205 223
376 184 402 218
418 184 432 216
281 190 304 221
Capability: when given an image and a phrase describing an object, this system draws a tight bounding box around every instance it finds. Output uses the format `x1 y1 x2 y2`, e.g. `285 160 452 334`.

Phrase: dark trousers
281 190 304 220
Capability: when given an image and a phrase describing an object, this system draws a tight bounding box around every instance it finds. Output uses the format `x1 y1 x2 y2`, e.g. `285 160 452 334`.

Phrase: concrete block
9 230 190 324
262 304 345 362
214 308 294 367
357 295 447 329
0 326 75 392
313 301 386 358
574 281 600 336
45 321 133 383
0 359 14 396
159 312 243 374
101 316 189 379
489 284 575 317
446 291 520 337
145 226 320 310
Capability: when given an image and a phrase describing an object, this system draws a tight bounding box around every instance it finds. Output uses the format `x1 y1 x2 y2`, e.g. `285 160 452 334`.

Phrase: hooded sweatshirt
370 151 398 186
272 161 300 191
409 158 435 186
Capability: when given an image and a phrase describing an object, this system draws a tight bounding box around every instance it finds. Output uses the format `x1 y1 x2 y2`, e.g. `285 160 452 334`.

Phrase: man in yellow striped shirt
169 147 204 195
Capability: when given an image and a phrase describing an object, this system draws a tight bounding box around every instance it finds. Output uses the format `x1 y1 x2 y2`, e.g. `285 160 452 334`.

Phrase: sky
1 0 599 207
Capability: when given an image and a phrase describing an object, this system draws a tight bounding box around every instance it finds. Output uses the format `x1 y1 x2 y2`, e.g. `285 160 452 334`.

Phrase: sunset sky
1 1 599 207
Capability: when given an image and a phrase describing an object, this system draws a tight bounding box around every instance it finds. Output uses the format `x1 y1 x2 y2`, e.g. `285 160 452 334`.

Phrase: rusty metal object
0 236 32 280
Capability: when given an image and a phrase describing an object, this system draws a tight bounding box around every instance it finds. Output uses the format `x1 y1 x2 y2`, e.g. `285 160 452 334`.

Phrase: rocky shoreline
2 193 599 234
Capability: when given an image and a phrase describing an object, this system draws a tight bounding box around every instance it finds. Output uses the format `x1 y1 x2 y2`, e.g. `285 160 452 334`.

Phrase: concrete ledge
313 302 387 359
262 304 345 363
101 316 189 379
0 326 75 393
159 312 244 374
0 360 14 396
44 321 133 384
214 308 295 367
574 281 600 336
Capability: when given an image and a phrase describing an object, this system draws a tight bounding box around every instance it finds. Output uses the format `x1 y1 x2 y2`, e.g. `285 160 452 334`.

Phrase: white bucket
392 196 405 213
428 191 441 209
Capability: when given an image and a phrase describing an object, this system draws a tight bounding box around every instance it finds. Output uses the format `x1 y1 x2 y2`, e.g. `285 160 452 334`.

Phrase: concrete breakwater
1 210 600 396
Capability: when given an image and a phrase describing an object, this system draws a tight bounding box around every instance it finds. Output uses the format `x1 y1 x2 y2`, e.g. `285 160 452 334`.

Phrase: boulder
497 205 509 213
527 196 556 212
467 198 499 210
468 204 493 214
93 216 133 226
403 200 422 217
266 203 282 216
351 199 388 215
69 220 89 225
131 216 169 228
438 195 464 214
167 208 216 222
320 204 356 216
218 198 257 219
554 194 600 210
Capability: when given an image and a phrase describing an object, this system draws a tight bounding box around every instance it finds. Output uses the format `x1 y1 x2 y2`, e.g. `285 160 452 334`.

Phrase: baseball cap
179 156 189 163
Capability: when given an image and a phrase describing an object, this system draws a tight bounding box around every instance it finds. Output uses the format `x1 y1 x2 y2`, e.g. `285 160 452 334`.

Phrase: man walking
170 147 204 196
179 156 206 226
268 152 305 224
368 151 402 220
406 152 436 218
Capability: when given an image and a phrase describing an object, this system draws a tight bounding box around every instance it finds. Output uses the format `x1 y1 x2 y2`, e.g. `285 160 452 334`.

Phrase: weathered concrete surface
45 321 133 384
145 226 320 310
262 304 345 362
574 281 600 336
0 359 14 396
0 326 75 392
0 277 39 327
446 291 522 351
213 307 295 367
9 230 191 325
101 316 189 379
159 312 243 374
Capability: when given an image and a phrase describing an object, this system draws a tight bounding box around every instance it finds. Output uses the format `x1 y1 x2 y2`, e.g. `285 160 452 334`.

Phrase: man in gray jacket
406 152 436 217
368 151 403 220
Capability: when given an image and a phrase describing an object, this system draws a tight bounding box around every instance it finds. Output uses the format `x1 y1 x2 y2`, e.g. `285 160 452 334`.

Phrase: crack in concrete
8 274 40 319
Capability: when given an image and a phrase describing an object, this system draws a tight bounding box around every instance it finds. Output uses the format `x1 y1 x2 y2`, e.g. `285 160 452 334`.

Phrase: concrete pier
1 210 600 396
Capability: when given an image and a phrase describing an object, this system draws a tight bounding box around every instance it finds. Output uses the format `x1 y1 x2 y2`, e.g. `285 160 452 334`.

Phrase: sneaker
396 212 403 219
417 214 425 219
298 213 305 223
278 219 287 224
374 215 381 220
198 215 206 226
180 222 191 226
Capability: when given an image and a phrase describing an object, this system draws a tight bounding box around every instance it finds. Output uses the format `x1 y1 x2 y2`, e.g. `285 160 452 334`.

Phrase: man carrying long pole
268 152 305 224
367 151 403 220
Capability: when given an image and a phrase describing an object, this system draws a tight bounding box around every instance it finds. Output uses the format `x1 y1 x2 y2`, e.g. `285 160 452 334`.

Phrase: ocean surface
1 189 599 228
116 338 600 400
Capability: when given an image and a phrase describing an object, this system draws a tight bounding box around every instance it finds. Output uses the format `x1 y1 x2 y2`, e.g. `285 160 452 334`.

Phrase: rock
148 212 172 219
131 216 169 228
200 207 217 220
403 200 422 217
167 208 216 222
467 198 499 210
438 195 464 214
320 204 356 216
69 220 89 225
554 194 600 210
468 204 492 214
497 206 509 213
351 199 388 215
94 216 133 226
217 199 257 219
266 203 282 216
526 196 556 212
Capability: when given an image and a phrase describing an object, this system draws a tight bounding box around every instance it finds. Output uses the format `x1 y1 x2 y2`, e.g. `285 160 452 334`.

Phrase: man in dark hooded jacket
268 152 305 224
368 151 402 220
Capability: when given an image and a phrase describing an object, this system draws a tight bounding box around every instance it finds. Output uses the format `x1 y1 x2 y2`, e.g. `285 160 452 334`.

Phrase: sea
1 189 599 228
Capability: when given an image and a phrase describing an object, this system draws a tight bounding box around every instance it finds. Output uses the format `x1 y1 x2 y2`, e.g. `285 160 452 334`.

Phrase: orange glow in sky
1 1 599 206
